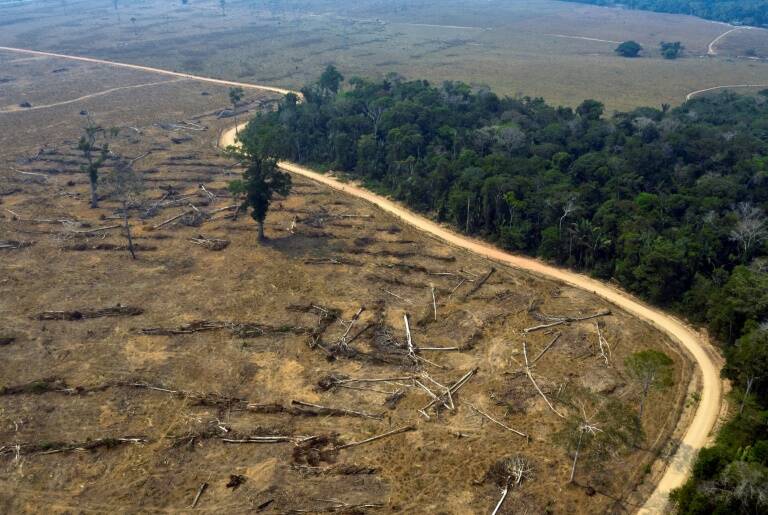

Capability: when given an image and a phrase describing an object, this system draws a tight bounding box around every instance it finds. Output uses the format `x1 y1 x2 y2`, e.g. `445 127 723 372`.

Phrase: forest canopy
566 0 768 28
241 69 768 513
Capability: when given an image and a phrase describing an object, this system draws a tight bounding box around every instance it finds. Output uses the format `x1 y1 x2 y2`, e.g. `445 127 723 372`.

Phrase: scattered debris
33 305 143 321
523 310 610 333
189 235 230 251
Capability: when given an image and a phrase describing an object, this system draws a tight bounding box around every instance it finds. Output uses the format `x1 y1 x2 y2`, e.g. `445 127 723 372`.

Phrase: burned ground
0 58 694 514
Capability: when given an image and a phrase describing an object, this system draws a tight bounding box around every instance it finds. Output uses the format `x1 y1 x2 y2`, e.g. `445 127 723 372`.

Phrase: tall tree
105 156 144 259
227 137 291 241
78 118 113 209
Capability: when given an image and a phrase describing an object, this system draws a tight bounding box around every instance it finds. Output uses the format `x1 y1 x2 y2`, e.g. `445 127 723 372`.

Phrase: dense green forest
566 0 768 27
240 69 768 513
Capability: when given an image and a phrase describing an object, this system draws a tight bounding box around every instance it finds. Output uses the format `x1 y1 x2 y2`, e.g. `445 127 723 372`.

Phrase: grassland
0 53 695 513
0 0 765 111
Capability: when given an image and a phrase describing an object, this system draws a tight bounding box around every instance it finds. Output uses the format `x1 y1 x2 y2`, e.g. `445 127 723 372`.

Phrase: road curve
686 83 768 100
0 45 721 513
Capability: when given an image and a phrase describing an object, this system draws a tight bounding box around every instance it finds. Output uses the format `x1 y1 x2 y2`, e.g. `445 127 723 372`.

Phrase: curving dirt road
0 45 722 514
686 83 768 100
220 124 721 514
707 26 751 55
0 78 184 114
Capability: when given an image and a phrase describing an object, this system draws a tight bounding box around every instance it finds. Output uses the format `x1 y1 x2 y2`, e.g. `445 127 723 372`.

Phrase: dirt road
221 125 721 514
707 26 751 55
0 44 722 513
686 83 768 100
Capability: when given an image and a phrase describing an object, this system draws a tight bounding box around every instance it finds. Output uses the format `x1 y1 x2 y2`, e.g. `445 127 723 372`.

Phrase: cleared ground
0 56 693 513
0 0 766 111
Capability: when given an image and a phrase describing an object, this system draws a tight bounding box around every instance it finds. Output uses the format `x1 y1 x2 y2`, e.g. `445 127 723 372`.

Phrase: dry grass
0 0 765 111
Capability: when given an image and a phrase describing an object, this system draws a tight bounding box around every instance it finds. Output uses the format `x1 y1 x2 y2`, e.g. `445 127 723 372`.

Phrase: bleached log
335 425 415 450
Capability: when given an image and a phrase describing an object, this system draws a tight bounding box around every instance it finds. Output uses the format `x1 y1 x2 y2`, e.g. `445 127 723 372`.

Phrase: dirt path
0 46 295 96
0 78 184 114
221 125 721 514
545 34 622 44
686 83 768 100
0 45 722 514
707 26 751 55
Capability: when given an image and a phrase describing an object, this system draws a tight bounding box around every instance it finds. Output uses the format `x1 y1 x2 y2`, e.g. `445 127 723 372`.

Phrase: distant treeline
566 0 768 28
241 68 768 513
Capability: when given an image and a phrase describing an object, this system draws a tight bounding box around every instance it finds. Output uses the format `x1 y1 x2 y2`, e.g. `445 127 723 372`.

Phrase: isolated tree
129 16 137 35
624 350 674 418
78 118 113 209
724 329 768 414
105 157 143 259
555 397 642 484
227 135 291 240
615 40 642 58
229 86 244 135
220 0 226 16
730 202 767 260
660 41 684 59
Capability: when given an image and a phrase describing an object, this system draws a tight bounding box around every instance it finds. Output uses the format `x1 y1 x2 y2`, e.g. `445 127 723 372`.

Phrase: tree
724 329 768 414
229 86 244 135
78 118 113 209
227 141 292 241
104 156 143 259
624 350 674 418
730 202 767 260
660 41 684 59
318 65 344 96
615 40 642 58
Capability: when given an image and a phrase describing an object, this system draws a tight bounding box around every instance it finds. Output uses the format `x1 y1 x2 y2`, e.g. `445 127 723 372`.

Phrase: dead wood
384 390 407 409
0 337 15 346
191 482 208 509
189 235 230 251
1 437 146 457
523 310 610 333
304 257 363 266
293 433 343 466
420 368 478 416
530 333 562 366
139 319 305 337
462 268 495 299
335 425 416 451
63 243 157 252
465 403 528 439
34 305 143 321
0 240 34 250
523 342 565 418
67 224 121 235
289 400 383 420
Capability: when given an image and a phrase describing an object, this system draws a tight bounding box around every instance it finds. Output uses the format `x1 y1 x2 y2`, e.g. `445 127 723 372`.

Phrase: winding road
0 45 723 513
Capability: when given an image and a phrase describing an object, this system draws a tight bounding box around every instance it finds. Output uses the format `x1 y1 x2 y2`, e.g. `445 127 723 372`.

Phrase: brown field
0 0 766 111
0 55 695 513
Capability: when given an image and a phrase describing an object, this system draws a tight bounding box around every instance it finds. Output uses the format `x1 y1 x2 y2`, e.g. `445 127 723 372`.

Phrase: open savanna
0 0 766 111
0 56 694 513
